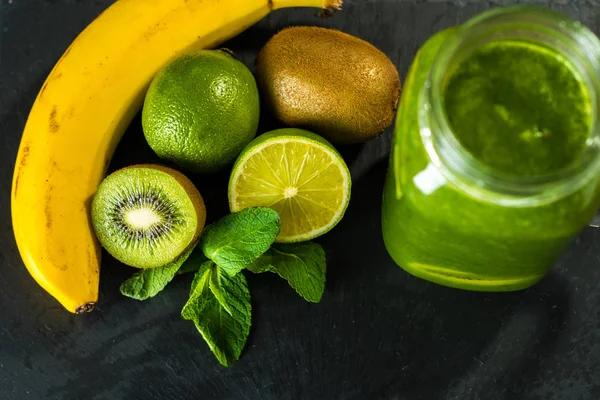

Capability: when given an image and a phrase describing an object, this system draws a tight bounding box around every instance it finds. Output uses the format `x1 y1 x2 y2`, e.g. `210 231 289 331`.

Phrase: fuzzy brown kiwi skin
255 26 401 145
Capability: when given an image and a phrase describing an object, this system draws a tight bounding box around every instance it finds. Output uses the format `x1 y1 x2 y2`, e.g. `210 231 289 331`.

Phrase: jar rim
421 5 600 206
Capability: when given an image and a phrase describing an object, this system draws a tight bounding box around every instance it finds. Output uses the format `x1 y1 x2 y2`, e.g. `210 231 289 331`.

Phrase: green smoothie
444 40 591 177
381 28 600 291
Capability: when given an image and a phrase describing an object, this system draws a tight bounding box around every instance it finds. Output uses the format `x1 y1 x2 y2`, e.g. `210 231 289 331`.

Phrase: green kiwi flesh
91 164 206 269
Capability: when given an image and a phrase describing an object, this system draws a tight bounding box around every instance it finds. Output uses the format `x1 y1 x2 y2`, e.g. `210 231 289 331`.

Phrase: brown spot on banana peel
56 46 72 67
40 73 63 99
14 176 19 198
44 180 69 271
19 145 30 167
13 144 30 198
144 22 166 41
86 248 96 284
87 248 94 270
44 186 53 230
40 82 49 98
49 106 59 133
54 73 63 80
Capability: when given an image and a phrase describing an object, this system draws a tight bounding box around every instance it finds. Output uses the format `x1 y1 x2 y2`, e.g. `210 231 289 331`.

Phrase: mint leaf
190 260 213 296
209 267 232 314
200 207 280 276
182 264 251 367
254 242 327 303
120 243 197 300
178 246 209 275
183 265 213 317
246 254 275 274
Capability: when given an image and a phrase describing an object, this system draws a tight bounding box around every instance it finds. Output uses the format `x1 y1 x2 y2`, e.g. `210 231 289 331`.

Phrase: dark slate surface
1 1 600 399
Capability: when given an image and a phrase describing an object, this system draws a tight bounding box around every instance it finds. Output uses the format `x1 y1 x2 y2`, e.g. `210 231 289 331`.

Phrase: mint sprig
248 242 327 303
118 206 328 368
182 262 251 368
183 207 279 366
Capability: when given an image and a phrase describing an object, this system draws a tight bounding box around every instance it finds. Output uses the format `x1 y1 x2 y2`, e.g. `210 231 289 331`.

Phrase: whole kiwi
255 26 401 144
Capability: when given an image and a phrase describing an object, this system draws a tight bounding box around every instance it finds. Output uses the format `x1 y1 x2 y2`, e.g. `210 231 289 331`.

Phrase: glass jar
381 6 600 291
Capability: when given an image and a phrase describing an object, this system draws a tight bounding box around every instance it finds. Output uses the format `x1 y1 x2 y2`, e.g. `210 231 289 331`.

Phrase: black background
2 1 600 399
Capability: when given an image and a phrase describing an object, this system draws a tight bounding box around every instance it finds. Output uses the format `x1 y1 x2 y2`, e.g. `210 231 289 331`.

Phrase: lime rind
141 50 260 174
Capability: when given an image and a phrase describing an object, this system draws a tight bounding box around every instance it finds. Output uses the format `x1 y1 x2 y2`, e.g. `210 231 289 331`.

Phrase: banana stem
271 0 342 11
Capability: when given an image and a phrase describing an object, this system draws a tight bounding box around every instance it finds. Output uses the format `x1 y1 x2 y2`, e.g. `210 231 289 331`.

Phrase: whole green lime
142 50 260 174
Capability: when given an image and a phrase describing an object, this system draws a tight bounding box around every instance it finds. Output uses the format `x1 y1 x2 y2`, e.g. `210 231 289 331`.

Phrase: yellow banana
11 0 342 314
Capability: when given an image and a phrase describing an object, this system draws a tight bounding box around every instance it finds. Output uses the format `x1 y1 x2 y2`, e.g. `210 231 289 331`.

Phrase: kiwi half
92 164 206 269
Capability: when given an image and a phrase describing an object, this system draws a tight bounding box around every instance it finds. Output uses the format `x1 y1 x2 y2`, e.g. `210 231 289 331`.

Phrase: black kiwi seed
107 185 183 248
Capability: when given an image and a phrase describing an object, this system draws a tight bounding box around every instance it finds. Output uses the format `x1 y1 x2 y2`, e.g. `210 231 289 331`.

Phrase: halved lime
228 128 351 243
